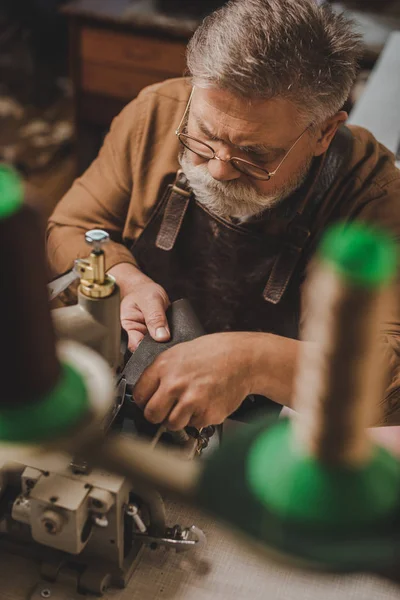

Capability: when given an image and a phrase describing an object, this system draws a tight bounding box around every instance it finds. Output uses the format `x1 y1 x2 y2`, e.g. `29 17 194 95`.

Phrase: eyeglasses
175 88 310 181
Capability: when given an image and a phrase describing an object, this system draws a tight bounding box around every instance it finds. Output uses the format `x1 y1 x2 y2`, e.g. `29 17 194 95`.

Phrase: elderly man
47 0 400 430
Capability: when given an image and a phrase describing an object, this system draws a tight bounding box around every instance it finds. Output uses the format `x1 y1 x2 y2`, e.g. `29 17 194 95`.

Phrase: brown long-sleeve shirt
47 78 400 424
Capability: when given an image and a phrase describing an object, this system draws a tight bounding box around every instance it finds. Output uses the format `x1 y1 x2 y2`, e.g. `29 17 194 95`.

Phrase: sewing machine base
0 535 144 595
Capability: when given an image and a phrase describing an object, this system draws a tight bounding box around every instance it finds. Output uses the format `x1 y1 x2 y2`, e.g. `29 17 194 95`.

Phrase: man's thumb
141 299 170 342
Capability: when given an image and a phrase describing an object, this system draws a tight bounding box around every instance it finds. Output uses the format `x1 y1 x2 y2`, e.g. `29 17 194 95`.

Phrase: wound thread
293 224 396 466
0 188 61 406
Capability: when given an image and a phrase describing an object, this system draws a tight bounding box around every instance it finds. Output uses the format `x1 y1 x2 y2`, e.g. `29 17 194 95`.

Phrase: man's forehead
191 87 301 143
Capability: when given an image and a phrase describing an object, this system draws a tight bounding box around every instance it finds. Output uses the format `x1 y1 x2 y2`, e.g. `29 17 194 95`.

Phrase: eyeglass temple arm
175 87 195 135
268 126 310 177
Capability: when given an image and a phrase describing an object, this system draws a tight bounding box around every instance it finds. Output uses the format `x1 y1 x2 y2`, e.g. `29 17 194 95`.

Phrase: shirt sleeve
342 178 400 425
46 101 140 277
360 179 400 426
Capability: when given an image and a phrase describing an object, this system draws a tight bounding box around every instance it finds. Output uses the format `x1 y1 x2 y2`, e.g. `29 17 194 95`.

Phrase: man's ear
313 111 348 157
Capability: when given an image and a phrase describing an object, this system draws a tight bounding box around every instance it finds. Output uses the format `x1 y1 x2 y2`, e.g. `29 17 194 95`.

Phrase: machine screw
93 514 109 528
91 498 103 509
85 229 110 252
40 510 64 535
40 589 51 598
126 503 147 533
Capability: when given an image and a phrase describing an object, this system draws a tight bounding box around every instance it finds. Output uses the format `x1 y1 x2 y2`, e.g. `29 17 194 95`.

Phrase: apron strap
263 125 354 304
156 170 192 251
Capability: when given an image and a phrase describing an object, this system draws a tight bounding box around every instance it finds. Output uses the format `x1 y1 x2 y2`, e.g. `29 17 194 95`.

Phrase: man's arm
245 332 301 407
46 106 138 277
134 330 303 430
46 101 173 348
355 183 400 425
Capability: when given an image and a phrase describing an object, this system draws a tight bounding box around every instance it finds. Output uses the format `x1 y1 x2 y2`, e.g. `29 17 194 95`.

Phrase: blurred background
1 0 400 222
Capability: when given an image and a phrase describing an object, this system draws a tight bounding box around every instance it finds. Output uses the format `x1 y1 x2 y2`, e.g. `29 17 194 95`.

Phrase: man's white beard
179 150 313 220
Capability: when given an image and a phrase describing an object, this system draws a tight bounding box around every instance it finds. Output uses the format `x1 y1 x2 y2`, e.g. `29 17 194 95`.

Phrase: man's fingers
128 330 145 352
122 320 147 337
140 297 170 342
143 390 178 425
188 412 208 429
121 307 145 325
134 365 160 408
167 403 196 431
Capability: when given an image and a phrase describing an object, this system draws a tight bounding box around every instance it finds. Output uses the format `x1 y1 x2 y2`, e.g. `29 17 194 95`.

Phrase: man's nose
207 152 242 182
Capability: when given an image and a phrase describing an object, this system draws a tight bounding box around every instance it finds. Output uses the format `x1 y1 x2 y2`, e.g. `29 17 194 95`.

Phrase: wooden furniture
62 0 204 172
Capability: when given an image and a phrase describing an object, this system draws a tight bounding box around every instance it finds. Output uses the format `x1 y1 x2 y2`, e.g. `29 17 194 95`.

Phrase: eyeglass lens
179 134 271 180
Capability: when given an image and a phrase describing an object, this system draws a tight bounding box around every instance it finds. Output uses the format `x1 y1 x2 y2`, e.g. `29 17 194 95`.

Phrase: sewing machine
0 200 207 595
1 164 400 600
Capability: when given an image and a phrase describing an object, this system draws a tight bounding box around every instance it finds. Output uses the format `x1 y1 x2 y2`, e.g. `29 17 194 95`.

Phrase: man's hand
134 332 255 430
120 282 170 351
108 262 171 351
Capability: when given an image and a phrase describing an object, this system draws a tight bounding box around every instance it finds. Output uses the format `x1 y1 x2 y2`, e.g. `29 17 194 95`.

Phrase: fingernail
155 326 169 340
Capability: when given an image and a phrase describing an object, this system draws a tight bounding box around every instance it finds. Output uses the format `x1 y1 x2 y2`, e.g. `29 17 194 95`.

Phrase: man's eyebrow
193 115 286 155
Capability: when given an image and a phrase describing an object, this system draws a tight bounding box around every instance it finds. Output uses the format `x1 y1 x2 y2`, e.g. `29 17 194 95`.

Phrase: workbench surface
1 500 399 600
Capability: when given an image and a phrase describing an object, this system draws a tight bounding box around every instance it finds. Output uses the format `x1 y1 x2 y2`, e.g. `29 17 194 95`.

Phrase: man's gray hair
187 0 363 125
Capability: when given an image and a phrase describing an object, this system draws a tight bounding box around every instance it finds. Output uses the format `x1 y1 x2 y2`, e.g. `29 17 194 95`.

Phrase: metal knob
41 510 65 535
77 229 115 298
85 229 110 253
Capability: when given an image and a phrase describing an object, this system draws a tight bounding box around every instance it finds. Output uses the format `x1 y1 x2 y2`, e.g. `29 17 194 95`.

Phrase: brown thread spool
0 203 61 406
293 255 393 467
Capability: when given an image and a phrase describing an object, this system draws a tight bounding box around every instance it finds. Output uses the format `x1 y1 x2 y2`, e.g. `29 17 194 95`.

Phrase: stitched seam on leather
263 128 353 305
263 249 300 304
156 192 190 250
305 127 353 215
155 173 192 250
130 183 172 253
194 200 260 238
167 195 190 249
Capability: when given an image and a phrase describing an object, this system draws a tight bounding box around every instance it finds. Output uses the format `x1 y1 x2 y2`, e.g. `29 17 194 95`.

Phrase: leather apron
130 126 353 419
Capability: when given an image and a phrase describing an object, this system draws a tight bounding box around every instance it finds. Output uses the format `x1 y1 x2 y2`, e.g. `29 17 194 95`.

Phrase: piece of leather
262 125 354 304
156 170 191 251
122 298 205 391
263 223 311 304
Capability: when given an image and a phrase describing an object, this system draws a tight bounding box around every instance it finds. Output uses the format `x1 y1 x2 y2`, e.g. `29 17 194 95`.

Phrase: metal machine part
132 523 206 553
0 229 208 595
50 229 121 370
1 448 205 596
48 268 79 302
0 341 206 596
76 230 116 300
2 453 150 592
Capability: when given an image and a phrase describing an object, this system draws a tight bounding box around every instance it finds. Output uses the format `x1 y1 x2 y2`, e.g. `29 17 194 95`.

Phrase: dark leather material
263 222 310 304
309 125 354 213
123 298 205 391
156 170 191 251
262 126 354 304
133 197 299 337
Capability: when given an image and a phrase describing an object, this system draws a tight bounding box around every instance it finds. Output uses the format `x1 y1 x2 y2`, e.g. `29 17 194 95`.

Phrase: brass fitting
75 230 116 299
